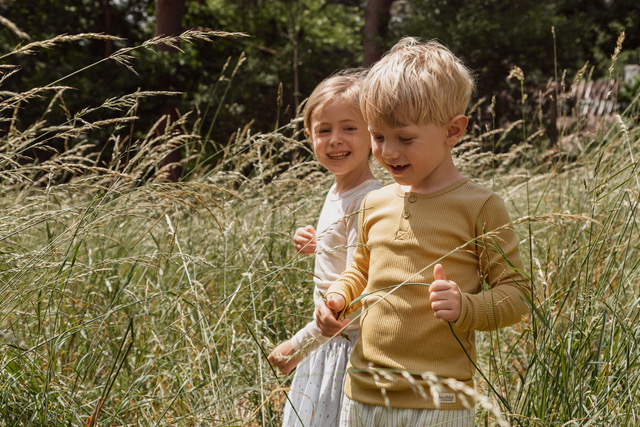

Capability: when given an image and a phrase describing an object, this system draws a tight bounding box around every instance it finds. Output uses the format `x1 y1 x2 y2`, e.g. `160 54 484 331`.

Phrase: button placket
394 193 409 239
396 192 415 240
403 193 417 219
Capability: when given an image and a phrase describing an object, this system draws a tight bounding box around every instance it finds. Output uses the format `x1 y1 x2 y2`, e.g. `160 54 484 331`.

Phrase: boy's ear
445 115 468 147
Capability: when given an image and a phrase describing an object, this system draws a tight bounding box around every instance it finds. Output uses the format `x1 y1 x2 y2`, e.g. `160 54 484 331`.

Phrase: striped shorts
339 395 475 427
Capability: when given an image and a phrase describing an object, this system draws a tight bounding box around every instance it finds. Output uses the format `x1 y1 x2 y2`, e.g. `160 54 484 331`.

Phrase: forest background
1 0 640 426
2 0 640 175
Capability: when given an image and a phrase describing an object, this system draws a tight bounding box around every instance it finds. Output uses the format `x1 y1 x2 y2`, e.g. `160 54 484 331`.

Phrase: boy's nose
381 142 400 159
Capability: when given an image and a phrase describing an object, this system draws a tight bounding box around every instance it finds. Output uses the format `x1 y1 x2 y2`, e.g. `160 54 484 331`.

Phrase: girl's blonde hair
360 37 476 128
303 69 367 132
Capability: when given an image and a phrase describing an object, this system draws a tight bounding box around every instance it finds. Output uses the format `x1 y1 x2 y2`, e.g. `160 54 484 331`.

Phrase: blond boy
316 37 530 426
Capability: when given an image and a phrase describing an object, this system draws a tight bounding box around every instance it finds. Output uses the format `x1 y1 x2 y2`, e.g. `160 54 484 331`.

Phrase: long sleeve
290 318 326 352
290 179 381 352
454 194 530 331
327 194 371 314
328 180 530 410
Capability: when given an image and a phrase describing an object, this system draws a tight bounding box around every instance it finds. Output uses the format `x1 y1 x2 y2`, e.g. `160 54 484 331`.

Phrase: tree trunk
155 0 185 52
99 0 114 56
363 0 396 67
154 0 185 181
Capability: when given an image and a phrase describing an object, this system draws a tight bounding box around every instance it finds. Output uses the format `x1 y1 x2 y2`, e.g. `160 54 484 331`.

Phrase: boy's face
369 118 465 194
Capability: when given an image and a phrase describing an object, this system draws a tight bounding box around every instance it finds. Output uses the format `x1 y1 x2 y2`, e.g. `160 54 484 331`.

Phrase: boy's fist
315 294 349 337
429 264 462 323
293 225 316 254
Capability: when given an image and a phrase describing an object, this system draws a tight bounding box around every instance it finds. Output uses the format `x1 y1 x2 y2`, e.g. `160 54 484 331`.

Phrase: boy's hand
267 339 302 375
293 225 316 255
315 294 349 337
429 264 462 323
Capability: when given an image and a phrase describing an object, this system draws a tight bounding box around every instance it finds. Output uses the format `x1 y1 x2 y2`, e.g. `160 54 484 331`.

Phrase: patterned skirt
282 330 358 427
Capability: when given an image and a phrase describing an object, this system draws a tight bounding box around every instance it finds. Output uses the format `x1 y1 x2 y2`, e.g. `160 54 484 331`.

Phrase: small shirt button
408 195 417 203
403 211 411 219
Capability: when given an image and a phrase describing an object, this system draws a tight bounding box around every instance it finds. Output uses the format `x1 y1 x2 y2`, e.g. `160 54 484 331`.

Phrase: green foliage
390 0 640 143
391 0 640 87
618 73 640 116
506 122 640 425
187 0 364 137
0 1 152 115
0 36 328 422
1 28 640 425
3 0 639 169
0 0 367 185
0 0 364 159
0 1 162 170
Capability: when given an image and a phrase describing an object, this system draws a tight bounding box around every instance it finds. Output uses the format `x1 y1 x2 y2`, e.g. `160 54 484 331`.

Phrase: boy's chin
388 173 411 185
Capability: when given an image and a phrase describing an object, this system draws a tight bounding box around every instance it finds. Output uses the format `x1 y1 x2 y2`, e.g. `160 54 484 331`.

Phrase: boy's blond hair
360 37 475 128
303 69 367 132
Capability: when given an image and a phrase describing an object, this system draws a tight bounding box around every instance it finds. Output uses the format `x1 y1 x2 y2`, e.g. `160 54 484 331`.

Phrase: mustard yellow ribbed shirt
328 178 530 410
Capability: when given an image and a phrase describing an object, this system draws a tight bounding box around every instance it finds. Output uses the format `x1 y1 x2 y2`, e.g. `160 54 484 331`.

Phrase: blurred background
1 0 639 179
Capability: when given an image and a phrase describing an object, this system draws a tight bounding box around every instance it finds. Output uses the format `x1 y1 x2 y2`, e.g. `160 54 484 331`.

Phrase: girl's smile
326 151 351 160
310 99 373 193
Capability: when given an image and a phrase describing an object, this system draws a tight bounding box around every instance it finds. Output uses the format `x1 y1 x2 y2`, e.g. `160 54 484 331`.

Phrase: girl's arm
268 339 302 375
293 225 316 255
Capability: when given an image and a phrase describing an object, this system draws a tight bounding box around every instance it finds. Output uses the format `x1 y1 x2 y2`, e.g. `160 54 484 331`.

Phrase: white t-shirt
290 178 381 352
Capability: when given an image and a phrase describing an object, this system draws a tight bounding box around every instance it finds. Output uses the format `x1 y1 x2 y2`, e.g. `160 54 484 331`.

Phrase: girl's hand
293 225 316 255
267 339 301 375
315 294 349 337
429 264 462 323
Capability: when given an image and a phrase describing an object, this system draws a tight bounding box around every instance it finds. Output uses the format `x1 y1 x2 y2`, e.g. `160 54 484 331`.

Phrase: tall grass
461 68 640 425
1 31 639 426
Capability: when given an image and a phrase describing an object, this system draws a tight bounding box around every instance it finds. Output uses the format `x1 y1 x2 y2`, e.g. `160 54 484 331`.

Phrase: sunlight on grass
0 31 638 426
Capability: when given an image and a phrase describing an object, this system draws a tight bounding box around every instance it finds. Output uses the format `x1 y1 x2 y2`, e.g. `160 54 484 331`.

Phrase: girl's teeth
328 153 349 159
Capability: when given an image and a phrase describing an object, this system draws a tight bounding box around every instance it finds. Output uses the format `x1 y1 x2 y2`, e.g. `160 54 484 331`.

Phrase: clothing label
439 393 456 404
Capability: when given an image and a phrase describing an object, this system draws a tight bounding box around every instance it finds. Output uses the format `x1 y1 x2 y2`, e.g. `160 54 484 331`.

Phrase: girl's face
309 99 372 188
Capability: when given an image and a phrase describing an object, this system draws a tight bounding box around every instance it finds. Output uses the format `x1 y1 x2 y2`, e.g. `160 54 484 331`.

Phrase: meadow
0 32 639 426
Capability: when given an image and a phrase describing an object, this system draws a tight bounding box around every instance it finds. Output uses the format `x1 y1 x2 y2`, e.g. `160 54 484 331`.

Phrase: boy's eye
372 135 384 142
399 137 414 143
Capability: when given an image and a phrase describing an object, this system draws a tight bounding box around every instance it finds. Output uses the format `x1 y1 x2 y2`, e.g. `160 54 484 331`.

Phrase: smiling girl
268 71 381 427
